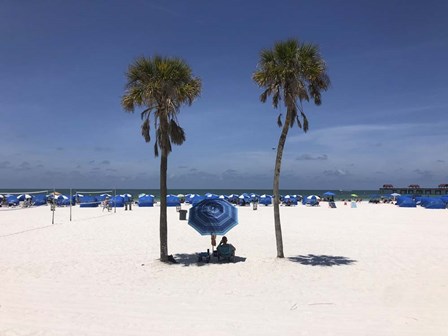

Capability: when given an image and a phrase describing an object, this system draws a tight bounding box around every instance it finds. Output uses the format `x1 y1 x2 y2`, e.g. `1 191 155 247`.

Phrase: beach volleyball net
0 190 49 210
74 190 115 207
68 189 118 219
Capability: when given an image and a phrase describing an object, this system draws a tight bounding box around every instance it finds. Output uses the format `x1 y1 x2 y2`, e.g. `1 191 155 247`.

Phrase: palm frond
121 94 135 112
154 140 159 157
272 88 281 109
260 89 269 103
253 38 329 132
169 119 186 145
277 114 283 127
140 107 153 120
296 115 302 129
141 118 151 143
301 111 309 132
287 106 297 128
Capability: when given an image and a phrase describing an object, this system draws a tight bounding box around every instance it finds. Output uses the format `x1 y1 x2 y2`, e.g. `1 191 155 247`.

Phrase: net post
70 188 72 221
52 187 55 224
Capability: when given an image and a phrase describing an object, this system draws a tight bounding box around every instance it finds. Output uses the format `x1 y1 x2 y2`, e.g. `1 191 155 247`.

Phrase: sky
0 0 447 190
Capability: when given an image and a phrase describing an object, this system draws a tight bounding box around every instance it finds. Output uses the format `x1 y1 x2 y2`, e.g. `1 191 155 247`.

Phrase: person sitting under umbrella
216 236 236 261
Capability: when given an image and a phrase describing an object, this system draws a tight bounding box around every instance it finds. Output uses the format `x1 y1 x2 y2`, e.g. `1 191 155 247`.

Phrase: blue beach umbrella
7 195 19 206
98 193 111 201
120 194 133 202
303 195 320 206
306 195 320 200
17 194 32 201
166 194 180 207
259 194 273 205
238 193 251 205
323 191 335 197
250 193 260 202
191 195 205 206
283 195 298 205
227 194 239 203
56 195 71 206
186 194 198 204
188 199 238 236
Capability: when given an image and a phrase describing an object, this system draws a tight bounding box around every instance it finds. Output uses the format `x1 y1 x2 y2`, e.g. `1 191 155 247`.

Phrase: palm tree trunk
273 117 291 258
159 147 169 262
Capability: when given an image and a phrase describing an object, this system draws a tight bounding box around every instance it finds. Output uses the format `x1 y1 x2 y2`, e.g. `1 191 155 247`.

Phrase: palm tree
253 39 330 258
121 56 201 262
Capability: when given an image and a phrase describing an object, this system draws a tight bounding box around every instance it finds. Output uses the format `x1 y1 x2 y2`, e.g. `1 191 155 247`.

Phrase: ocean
0 188 380 200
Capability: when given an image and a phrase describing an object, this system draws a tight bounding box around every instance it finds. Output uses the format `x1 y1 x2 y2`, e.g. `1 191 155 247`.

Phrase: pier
380 184 448 196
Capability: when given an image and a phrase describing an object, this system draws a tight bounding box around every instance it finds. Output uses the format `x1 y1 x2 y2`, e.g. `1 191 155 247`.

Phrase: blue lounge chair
216 244 235 262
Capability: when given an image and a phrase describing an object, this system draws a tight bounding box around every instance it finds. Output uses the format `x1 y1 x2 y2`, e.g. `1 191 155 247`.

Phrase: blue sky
1 0 447 190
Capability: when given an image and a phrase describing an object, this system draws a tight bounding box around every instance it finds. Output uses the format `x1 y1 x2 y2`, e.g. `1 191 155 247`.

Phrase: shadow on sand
173 253 246 267
288 254 357 267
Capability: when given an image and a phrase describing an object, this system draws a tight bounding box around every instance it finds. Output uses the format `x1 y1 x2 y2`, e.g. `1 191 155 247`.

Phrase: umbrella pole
211 234 217 258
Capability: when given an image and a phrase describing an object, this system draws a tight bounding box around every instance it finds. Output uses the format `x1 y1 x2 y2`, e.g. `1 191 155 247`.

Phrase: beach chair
329 201 337 208
216 244 235 262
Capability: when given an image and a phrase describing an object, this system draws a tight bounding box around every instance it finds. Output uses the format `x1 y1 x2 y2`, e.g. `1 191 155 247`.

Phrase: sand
1 202 447 335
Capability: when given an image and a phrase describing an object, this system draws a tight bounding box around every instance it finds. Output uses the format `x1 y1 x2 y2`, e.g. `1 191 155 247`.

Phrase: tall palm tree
121 56 201 262
253 39 330 258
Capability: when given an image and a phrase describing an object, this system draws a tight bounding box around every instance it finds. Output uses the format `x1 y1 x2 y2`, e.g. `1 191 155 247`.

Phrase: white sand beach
1 203 447 335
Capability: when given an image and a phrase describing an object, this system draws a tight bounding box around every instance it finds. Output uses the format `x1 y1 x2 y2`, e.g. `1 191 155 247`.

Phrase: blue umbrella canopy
259 195 272 205
306 195 320 200
186 194 198 203
323 191 335 196
17 194 32 201
188 199 238 236
204 193 219 199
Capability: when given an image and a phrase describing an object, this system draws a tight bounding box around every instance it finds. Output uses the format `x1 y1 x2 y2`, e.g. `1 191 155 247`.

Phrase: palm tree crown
253 39 330 131
122 56 201 155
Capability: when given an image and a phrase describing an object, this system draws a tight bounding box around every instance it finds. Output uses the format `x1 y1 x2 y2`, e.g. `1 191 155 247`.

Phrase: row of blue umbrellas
185 193 332 238
184 193 310 205
186 190 447 245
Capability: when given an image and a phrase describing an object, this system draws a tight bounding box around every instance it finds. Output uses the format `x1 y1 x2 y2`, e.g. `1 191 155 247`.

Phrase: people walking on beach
102 197 111 212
